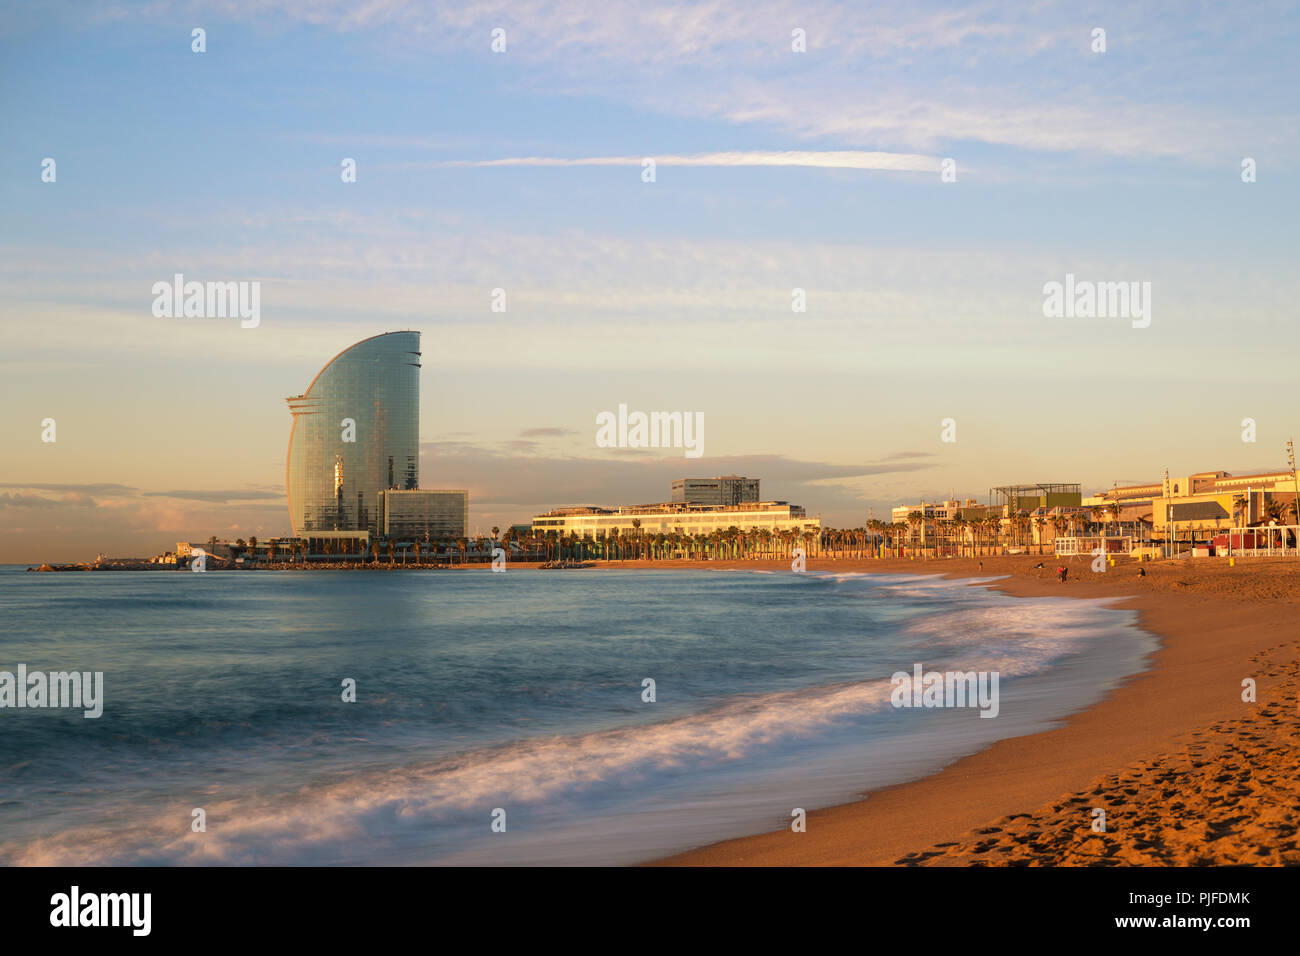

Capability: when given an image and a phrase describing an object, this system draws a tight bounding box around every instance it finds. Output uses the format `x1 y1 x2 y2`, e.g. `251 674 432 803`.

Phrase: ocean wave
2 650 1097 864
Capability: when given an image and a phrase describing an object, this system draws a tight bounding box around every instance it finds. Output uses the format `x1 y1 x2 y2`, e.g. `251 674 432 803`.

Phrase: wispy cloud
143 489 285 503
0 481 137 495
150 0 1298 164
426 150 938 171
519 427 578 437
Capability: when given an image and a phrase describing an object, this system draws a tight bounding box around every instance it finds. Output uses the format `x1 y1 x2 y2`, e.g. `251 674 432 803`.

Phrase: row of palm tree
203 496 1300 568
200 513 1061 567
206 534 488 566
839 505 1139 559
507 523 823 563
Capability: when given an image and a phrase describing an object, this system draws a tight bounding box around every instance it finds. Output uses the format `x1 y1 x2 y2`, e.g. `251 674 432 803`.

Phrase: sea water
0 567 1155 865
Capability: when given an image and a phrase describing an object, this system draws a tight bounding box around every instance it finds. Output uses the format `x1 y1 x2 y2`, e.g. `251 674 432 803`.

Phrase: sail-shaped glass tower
286 331 421 536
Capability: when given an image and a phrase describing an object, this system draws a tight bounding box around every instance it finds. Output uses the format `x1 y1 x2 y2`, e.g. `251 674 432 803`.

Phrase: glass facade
378 489 468 541
671 477 761 506
286 332 420 536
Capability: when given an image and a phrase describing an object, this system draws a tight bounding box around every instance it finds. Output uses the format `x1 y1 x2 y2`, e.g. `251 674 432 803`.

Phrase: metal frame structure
990 483 1082 510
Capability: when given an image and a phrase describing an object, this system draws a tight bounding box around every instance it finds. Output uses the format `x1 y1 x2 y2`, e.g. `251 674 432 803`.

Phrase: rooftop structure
671 476 760 507
990 483 1082 514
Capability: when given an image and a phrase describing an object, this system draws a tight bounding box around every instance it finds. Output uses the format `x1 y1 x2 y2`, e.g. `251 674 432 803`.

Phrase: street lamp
1288 439 1299 554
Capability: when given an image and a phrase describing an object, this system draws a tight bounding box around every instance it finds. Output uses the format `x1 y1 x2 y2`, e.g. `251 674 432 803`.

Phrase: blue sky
2 1 1298 560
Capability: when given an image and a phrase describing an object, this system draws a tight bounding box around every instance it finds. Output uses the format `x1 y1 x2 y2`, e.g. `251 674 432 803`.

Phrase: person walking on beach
1056 565 1068 582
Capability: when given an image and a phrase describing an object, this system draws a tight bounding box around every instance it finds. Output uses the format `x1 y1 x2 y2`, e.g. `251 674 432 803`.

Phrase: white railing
1216 524 1300 557
1055 535 1136 557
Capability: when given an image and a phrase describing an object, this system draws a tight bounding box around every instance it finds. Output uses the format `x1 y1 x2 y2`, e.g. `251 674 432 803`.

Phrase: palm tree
1015 511 1031 551
1232 494 1250 529
1106 502 1122 540
945 517 961 557
986 516 1001 554
906 511 923 557
1051 514 1069 554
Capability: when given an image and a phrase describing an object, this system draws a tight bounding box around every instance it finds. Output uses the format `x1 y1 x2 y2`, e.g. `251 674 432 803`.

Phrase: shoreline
626 554 1299 865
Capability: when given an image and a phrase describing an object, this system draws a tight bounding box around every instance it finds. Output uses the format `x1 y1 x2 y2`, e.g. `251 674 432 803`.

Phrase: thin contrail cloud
423 150 940 171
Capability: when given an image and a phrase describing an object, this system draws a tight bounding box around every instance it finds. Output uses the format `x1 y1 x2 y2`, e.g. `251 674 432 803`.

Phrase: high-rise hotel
285 331 466 542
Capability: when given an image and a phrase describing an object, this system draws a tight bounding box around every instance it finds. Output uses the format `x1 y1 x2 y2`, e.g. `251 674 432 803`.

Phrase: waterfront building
1078 481 1161 538
285 332 421 536
1073 470 1299 540
889 497 981 526
532 500 820 539
1151 470 1299 537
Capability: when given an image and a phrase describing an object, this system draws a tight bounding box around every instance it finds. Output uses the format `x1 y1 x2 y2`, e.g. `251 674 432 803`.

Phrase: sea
0 566 1156 865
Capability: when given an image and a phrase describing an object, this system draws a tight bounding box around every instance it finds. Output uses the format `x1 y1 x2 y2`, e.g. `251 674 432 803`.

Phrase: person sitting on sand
1137 567 1146 577
1033 562 1045 569
1056 565 1068 582
978 561 983 571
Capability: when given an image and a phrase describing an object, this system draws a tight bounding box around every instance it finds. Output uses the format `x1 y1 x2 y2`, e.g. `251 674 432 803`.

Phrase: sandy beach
589 553 1300 866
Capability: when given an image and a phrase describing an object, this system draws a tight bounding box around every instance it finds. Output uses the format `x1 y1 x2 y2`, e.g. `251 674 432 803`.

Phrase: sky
2 0 1298 561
